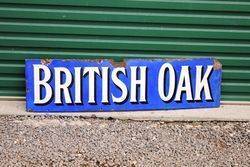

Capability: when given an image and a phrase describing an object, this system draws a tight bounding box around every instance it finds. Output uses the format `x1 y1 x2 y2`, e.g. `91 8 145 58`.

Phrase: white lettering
33 65 52 104
111 67 128 103
83 67 100 104
102 67 109 104
54 67 73 104
130 66 147 103
195 65 213 100
74 67 82 104
175 66 193 101
158 63 175 102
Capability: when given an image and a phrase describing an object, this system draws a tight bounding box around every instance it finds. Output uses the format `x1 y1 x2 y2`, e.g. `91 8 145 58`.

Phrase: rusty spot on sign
109 59 127 68
213 59 222 70
41 59 51 66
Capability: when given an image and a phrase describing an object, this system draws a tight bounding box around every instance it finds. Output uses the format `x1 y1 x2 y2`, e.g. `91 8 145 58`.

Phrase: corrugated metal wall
0 0 249 101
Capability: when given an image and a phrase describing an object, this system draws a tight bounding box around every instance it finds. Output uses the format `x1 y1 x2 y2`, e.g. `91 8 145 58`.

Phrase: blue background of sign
26 58 221 112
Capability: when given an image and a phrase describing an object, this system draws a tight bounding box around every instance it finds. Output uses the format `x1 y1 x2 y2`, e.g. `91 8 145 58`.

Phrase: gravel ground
0 116 249 167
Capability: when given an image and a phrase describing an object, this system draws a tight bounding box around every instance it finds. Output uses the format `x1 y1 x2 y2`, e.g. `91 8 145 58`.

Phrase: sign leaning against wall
26 58 222 112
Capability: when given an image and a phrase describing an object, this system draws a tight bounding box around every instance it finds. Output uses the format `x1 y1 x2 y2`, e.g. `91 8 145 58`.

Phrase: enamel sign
26 58 221 112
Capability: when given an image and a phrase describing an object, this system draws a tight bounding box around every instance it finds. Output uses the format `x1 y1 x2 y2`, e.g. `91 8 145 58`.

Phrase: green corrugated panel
0 0 249 101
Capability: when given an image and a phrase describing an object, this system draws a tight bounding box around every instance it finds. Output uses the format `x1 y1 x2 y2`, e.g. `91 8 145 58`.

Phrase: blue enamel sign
26 58 221 112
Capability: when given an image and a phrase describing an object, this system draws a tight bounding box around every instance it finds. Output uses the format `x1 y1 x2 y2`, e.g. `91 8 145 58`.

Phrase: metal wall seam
0 1 249 101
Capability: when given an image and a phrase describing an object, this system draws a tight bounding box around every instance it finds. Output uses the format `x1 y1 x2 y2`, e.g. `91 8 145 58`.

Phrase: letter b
33 65 52 104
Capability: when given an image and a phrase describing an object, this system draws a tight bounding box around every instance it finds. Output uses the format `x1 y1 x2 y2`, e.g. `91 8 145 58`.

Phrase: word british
26 58 221 112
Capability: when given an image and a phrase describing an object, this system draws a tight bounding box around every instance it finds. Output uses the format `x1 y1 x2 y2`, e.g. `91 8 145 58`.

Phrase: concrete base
0 100 249 121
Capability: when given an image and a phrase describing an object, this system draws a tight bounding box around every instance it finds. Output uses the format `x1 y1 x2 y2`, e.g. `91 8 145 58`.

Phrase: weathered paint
26 58 221 112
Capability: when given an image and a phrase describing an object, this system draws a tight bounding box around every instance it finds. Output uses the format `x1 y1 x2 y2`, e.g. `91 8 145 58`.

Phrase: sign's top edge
25 57 221 69
25 57 218 62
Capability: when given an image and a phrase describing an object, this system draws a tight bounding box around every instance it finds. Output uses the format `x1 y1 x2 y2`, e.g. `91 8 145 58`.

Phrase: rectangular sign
26 58 221 112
